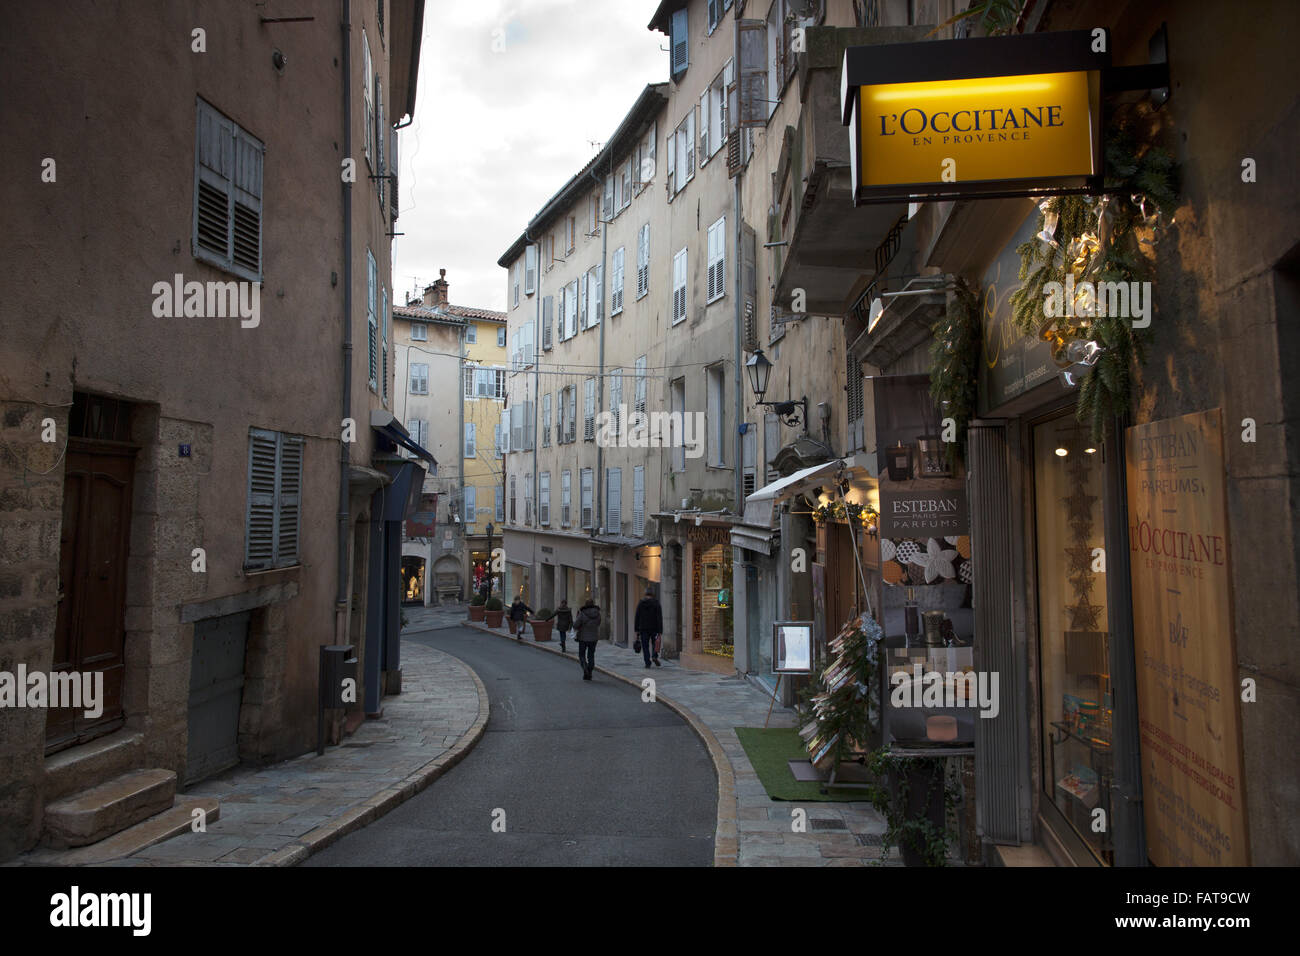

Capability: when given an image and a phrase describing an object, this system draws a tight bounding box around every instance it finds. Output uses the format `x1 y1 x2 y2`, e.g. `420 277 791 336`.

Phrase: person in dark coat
634 587 664 668
554 599 573 653
509 596 533 640
574 598 601 680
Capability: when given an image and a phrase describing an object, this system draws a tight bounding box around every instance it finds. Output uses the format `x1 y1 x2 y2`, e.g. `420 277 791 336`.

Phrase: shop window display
1033 412 1113 865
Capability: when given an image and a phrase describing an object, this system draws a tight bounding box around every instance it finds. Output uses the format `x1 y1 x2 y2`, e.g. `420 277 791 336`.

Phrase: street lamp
745 347 807 429
484 522 495 601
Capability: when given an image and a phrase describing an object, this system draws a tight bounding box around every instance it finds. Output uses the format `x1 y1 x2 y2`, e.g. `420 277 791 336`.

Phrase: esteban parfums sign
878 484 969 538
841 30 1108 203
1126 409 1249 865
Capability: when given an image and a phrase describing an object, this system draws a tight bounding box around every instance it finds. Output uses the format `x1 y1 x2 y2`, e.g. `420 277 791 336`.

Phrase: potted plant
468 592 487 622
484 596 505 628
531 608 554 642
866 749 953 867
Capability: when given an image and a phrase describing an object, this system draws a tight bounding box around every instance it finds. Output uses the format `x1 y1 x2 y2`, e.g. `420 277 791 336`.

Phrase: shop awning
744 459 872 529
379 460 425 521
370 409 437 469
730 525 775 555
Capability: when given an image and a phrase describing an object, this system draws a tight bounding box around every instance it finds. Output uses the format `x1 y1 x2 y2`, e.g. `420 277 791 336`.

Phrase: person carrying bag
554 600 573 653
575 598 601 681
633 587 663 668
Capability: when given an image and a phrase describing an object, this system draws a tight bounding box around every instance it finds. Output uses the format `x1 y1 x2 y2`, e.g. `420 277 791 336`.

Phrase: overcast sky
393 1 669 313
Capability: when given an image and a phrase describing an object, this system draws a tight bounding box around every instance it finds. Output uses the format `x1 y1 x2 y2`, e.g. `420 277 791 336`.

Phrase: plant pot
468 605 486 622
531 620 553 642
485 609 504 628
889 758 947 867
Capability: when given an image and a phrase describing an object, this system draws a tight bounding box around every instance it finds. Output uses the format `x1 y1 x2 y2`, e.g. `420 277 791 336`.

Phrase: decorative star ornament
1066 600 1104 630
909 537 959 583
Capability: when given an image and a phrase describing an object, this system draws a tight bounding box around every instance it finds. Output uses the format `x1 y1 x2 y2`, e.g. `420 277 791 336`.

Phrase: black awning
370 409 437 470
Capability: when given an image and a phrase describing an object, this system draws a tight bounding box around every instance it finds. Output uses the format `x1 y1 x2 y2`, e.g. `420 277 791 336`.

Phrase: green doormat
734 727 870 803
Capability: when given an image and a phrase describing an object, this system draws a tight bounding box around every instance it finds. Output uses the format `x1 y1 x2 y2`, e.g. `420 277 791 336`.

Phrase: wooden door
46 442 134 753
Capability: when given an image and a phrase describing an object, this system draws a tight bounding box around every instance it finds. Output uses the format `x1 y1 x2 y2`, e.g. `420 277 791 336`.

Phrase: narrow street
304 625 716 867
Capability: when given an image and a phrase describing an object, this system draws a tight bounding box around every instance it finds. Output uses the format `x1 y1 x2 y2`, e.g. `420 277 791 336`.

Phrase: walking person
509 595 533 641
554 599 573 653
575 596 601 681
634 587 663 668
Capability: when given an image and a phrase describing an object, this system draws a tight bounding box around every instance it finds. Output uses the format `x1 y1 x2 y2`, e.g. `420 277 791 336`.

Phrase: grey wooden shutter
390 129 399 220
743 223 758 350
633 466 645 537
277 434 303 565
738 20 768 128
245 428 278 570
671 8 689 74
376 76 385 208
606 468 621 533
543 295 553 349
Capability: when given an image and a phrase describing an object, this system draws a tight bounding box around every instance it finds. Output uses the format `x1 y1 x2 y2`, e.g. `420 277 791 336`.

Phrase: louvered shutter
699 89 710 161
501 409 510 453
685 108 696 180
510 404 523 451
594 264 603 324
381 288 389 401
633 466 645 537
637 225 650 297
376 76 385 208
465 486 476 524
195 99 263 280
603 173 614 220
567 387 577 442
584 378 595 441
245 429 278 569
611 248 624 314
671 8 689 75
666 124 676 196
543 295 553 349
278 435 303 564
606 468 621 534
738 19 768 128
390 129 399 220
525 244 537 293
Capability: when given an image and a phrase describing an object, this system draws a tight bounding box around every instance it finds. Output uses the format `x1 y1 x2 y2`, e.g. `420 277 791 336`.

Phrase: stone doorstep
29 797 221 866
43 768 177 848
42 731 146 803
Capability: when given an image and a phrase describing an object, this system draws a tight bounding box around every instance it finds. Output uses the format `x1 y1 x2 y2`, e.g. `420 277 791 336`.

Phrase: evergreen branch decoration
1008 119 1179 441
928 279 982 467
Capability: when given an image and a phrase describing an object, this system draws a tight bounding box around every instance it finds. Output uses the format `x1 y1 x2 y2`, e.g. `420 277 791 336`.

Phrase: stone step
44 731 144 802
43 768 177 848
25 797 220 865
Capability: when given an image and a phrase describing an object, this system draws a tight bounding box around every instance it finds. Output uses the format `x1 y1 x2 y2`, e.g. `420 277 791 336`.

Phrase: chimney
423 269 449 308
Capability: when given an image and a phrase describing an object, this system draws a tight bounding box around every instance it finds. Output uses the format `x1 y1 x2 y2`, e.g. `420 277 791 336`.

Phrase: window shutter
666 125 676 197
637 225 650 297
525 244 537 294
633 466 645 537
495 486 504 522
738 19 768 128
381 288 389 401
465 486 476 523
465 422 476 458
581 469 593 529
568 280 579 338
612 248 624 314
390 129 399 220
367 252 378 387
606 468 621 534
540 472 550 525
685 108 696 180
594 264 603 324
567 387 577 442
742 426 756 497
501 409 511 453
245 429 278 570
195 99 264 280
699 89 710 161
543 296 553 349
743 222 758 349
584 378 595 441
562 471 571 526
376 76 385 208
603 173 614 220
579 272 589 330
277 434 303 564
362 32 374 165
671 8 689 75
635 356 647 413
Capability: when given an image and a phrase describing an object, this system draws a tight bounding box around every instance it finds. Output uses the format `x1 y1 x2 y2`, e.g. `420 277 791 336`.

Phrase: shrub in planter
484 596 505 628
866 749 953 867
531 609 554 642
468 593 487 621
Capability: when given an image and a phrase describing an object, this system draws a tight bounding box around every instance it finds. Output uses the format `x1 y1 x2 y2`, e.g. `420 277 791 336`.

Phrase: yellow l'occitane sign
859 70 1097 188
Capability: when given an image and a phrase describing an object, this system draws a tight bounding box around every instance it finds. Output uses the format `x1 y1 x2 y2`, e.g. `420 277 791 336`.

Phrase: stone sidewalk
11 639 487 867
452 616 900 867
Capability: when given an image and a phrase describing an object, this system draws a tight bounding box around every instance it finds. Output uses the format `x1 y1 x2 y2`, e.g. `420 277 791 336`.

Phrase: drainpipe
732 19 744 516
336 0 354 644
587 157 610 616
458 321 465 593
524 227 541 600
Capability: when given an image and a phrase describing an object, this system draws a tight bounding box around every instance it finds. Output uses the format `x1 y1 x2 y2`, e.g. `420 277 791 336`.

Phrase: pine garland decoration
1008 121 1178 441
928 279 981 467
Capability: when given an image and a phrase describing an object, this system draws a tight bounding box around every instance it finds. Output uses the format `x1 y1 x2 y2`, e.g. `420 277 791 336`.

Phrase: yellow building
460 299 509 599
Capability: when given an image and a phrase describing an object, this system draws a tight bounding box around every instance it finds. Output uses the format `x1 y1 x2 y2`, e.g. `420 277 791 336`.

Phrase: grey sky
394 1 669 313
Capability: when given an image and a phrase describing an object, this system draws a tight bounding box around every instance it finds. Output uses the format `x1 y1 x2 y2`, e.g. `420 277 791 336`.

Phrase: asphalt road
304 626 717 866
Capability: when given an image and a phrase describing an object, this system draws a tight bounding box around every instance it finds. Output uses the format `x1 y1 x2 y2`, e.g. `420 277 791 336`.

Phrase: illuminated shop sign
842 31 1108 203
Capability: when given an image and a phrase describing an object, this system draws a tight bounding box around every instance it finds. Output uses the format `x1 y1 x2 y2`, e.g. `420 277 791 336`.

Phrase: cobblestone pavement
457 618 901 867
12 640 487 867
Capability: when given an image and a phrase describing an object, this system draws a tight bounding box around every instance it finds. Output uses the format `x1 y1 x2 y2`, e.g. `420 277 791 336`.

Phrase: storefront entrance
400 556 425 605
1031 409 1114 865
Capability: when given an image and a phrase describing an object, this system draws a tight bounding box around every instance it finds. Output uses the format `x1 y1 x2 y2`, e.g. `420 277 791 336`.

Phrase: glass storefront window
1032 412 1113 865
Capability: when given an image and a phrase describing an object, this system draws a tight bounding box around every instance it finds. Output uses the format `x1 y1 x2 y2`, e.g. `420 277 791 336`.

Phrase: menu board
1126 409 1249 865
774 622 813 674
